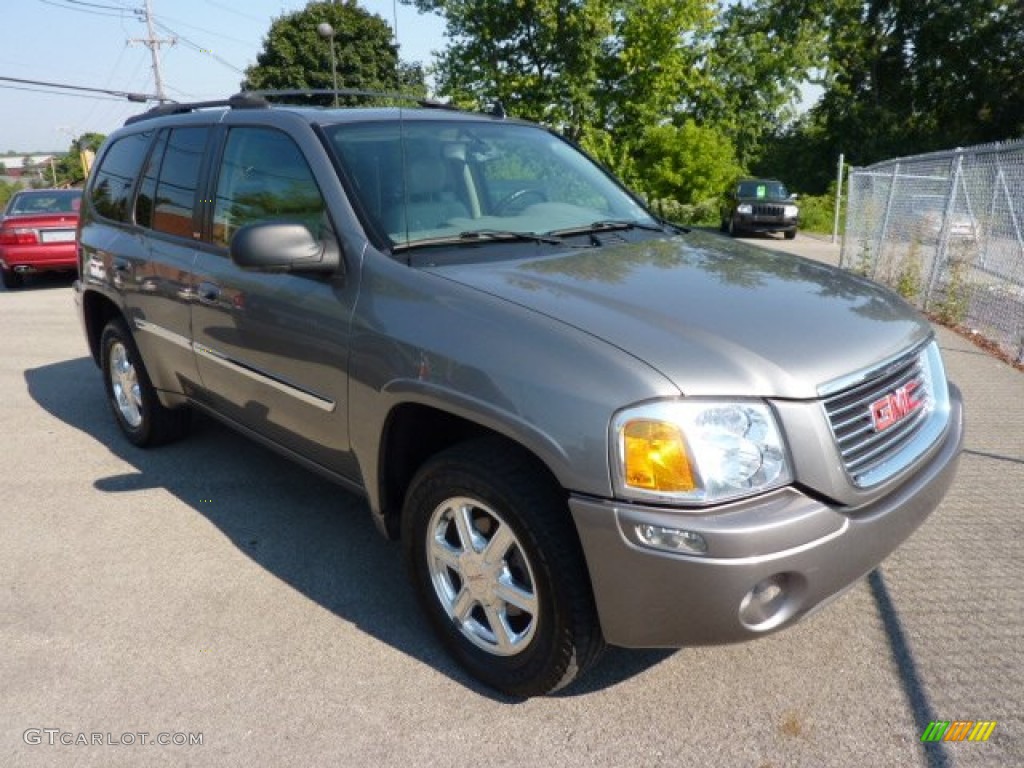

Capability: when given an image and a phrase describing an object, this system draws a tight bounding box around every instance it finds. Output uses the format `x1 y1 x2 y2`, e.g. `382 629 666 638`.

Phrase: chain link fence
841 140 1024 363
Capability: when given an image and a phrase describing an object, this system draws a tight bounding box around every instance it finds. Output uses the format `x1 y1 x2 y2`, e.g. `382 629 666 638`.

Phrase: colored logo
869 380 923 432
920 720 997 742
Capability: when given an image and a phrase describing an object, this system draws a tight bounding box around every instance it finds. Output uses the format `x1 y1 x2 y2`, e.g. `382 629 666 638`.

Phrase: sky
0 0 447 153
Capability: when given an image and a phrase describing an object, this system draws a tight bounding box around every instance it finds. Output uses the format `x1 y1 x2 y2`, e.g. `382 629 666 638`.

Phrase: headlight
737 204 753 215
611 400 791 505
784 205 799 218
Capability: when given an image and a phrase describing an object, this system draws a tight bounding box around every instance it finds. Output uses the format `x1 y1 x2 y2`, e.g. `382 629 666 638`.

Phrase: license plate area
40 230 76 243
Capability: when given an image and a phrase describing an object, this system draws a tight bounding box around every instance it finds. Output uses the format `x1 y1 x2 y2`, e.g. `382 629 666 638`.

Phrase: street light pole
317 23 339 107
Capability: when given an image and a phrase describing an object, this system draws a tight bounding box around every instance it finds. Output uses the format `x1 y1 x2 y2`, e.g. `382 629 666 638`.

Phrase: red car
0 189 82 290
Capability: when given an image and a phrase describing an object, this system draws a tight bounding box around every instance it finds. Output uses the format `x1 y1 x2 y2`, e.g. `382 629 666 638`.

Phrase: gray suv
74 94 963 696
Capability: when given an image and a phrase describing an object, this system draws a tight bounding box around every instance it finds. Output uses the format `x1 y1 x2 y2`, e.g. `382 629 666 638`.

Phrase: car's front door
190 125 357 477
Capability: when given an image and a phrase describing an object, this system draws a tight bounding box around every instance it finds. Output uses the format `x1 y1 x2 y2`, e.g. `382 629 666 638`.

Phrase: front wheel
784 229 797 240
100 318 190 447
402 438 604 697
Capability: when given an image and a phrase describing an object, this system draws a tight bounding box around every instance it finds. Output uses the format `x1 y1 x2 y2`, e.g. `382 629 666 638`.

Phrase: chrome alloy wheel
426 496 539 656
109 341 143 428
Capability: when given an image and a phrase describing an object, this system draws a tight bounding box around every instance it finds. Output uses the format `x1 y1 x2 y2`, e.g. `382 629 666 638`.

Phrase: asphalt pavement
1 234 1021 767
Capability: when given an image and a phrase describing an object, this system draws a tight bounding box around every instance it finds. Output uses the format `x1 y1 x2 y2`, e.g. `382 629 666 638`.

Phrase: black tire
784 229 797 240
100 318 190 447
728 215 741 238
2 268 23 290
402 437 605 697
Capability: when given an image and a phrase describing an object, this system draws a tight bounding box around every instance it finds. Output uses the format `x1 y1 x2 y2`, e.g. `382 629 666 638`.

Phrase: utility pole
129 0 175 102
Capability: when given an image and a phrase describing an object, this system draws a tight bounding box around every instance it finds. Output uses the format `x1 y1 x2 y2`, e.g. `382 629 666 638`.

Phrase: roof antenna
490 100 506 119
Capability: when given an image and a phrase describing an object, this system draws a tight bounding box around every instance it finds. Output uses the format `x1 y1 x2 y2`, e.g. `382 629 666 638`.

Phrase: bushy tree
0 179 25 208
51 132 106 187
702 0 826 167
244 1 424 101
635 121 742 207
771 0 1024 184
404 1 808 197
406 0 613 141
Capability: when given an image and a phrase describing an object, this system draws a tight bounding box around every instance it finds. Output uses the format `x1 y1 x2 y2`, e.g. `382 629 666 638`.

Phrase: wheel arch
81 289 124 366
376 402 567 541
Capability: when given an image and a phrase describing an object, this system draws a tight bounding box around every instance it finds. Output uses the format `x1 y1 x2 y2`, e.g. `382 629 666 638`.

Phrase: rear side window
211 127 328 248
89 132 152 223
135 127 210 237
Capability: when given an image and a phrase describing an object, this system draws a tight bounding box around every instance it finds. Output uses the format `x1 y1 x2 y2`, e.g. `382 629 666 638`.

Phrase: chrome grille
823 347 931 484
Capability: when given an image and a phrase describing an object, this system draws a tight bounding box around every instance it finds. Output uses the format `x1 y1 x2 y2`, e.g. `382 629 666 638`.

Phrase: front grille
823 347 931 485
752 204 785 217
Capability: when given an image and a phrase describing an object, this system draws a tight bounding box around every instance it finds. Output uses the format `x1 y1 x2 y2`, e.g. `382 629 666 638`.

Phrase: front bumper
735 214 798 233
570 385 963 648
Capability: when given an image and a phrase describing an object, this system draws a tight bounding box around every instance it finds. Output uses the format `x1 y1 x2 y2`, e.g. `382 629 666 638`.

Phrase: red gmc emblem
869 380 924 432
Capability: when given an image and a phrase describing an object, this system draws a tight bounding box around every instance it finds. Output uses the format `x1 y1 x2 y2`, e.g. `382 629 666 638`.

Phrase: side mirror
230 221 339 273
789 193 799 201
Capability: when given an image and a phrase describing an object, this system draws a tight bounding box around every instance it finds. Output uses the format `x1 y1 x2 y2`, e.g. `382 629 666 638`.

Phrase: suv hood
425 231 932 399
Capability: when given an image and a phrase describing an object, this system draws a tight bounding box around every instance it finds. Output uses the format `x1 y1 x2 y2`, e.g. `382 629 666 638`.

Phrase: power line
152 19 245 75
149 11 255 47
36 0 128 18
0 75 158 102
61 0 130 10
0 83 129 102
203 0 266 24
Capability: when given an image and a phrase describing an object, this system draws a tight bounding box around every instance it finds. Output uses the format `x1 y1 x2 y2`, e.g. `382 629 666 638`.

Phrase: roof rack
122 88 476 126
124 92 268 125
245 88 457 110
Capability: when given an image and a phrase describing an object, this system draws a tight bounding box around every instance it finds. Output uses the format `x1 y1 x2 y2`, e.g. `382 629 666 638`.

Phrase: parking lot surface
2 235 1021 767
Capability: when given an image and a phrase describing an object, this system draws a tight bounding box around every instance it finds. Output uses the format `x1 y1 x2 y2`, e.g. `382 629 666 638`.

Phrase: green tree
406 0 859 203
52 132 106 187
596 0 716 140
243 1 424 101
783 0 1024 178
0 179 25 208
406 0 613 141
702 0 827 167
634 121 742 207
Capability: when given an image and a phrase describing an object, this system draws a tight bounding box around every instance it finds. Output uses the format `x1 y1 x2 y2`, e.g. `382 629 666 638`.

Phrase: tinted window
212 127 327 248
90 132 152 222
153 127 209 237
134 131 167 229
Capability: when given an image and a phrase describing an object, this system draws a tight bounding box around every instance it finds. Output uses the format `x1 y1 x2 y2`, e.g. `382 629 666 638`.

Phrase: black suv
720 177 799 239
74 93 961 696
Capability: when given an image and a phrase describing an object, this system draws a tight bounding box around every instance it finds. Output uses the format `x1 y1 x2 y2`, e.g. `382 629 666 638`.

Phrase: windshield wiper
458 229 565 244
547 219 666 237
393 229 564 252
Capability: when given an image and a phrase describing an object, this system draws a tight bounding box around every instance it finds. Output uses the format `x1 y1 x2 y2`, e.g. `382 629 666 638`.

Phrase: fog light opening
635 524 708 555
739 573 801 630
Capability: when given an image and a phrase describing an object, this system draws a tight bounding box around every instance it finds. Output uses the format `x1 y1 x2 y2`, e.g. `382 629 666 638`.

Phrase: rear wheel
100 318 190 447
1 268 23 290
402 438 604 697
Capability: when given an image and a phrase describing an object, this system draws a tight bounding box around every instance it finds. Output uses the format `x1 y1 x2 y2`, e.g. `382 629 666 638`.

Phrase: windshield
323 119 656 249
736 180 788 200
